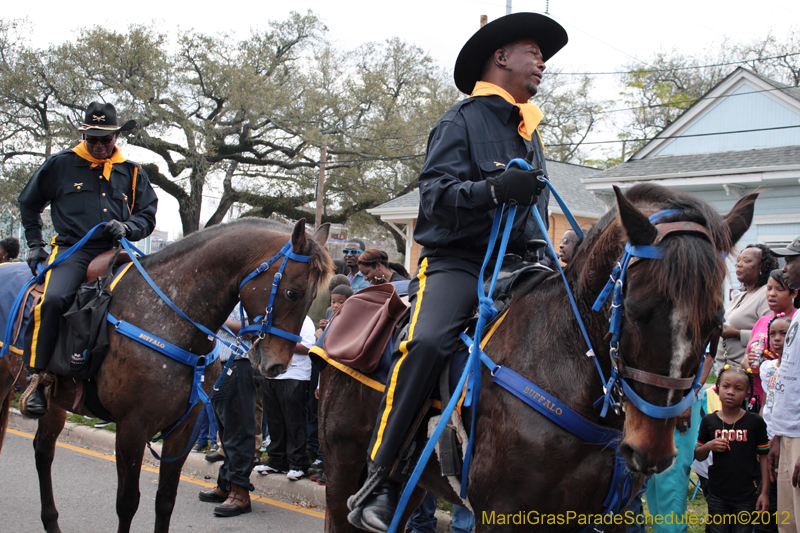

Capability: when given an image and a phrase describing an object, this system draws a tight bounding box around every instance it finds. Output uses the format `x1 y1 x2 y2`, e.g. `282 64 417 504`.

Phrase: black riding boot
23 368 48 416
347 460 400 533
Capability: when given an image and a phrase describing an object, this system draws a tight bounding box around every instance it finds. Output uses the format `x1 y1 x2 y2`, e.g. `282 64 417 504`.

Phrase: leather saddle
86 248 131 282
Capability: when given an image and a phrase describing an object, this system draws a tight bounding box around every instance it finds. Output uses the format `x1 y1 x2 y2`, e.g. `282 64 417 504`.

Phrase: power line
557 52 800 76
547 124 800 147
591 85 799 116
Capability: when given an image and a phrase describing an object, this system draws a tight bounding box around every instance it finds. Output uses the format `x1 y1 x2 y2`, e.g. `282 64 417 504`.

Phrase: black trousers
368 255 481 467
263 378 310 472
25 243 111 370
307 365 321 460
211 359 257 491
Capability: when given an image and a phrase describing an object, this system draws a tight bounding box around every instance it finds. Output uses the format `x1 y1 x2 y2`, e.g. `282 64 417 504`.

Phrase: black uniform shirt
414 95 549 260
18 148 158 246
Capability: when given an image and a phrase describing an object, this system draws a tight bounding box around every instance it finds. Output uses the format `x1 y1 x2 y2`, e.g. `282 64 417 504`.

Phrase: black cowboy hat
77 102 136 136
454 12 568 95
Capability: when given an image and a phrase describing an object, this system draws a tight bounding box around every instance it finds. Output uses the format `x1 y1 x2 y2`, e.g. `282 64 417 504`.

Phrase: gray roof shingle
588 145 800 180
371 159 606 217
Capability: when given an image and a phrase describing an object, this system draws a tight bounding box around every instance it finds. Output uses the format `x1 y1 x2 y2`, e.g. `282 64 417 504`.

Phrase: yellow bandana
471 81 544 142
71 141 127 180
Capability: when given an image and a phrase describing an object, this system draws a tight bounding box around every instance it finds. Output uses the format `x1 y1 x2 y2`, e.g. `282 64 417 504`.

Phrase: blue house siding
656 83 800 156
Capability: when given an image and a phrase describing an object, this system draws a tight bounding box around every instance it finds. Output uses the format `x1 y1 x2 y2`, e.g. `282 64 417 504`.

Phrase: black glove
103 220 130 242
27 245 50 276
485 167 546 206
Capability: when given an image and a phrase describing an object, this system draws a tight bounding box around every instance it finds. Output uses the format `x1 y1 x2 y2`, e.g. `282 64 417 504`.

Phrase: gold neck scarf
471 81 544 142
72 141 127 180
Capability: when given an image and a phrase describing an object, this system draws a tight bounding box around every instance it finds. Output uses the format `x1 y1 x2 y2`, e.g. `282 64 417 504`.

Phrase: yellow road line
7 428 325 519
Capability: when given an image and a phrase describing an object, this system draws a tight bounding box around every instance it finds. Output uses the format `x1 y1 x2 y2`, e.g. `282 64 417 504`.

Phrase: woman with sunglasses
341 239 371 293
17 101 158 417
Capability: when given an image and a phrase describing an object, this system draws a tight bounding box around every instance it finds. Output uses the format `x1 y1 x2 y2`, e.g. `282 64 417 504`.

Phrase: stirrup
19 372 54 416
347 462 392 512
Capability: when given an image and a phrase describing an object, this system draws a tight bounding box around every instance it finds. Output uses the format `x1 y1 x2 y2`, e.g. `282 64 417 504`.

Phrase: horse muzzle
619 402 677 475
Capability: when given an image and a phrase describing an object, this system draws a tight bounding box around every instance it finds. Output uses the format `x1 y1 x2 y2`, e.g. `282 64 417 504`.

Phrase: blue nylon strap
619 358 704 419
106 313 220 368
120 238 221 341
506 158 585 240
33 223 108 284
491 366 621 446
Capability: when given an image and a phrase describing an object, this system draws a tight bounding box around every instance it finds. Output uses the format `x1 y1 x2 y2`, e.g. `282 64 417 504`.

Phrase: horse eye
285 289 302 302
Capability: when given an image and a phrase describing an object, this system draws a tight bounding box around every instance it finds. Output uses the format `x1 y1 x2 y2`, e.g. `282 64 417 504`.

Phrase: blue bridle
236 240 311 345
590 210 712 419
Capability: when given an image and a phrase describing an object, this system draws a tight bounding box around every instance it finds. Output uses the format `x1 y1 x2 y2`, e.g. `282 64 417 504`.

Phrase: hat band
78 123 121 131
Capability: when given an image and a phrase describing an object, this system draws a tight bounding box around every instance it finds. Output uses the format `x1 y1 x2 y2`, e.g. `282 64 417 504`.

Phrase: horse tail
0 388 11 454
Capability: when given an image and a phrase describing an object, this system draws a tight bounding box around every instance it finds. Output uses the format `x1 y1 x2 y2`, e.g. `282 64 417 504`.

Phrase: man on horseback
18 102 158 416
347 13 568 533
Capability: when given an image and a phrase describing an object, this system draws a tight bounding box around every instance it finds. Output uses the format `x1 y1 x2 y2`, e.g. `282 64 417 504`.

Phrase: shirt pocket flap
64 179 95 194
111 186 129 203
478 159 508 177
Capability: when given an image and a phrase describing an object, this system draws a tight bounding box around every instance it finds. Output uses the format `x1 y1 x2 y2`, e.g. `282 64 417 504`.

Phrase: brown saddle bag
322 283 408 373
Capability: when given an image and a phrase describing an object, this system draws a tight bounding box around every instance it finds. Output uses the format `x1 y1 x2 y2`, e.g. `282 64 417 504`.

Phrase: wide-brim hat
77 101 136 136
773 236 800 257
454 12 568 95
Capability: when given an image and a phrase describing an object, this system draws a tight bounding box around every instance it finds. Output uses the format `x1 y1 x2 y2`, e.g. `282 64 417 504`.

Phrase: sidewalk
7 408 452 531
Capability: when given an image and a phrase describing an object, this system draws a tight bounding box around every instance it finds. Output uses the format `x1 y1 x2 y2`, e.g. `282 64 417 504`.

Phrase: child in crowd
695 364 770 533
316 282 353 338
756 314 791 533
761 315 792 432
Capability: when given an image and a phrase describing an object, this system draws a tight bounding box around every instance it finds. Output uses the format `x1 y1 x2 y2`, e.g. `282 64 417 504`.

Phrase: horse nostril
262 363 287 378
620 442 676 475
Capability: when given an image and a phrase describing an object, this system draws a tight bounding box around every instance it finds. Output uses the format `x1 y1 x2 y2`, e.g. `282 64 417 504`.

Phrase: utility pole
506 0 512 15
316 139 327 228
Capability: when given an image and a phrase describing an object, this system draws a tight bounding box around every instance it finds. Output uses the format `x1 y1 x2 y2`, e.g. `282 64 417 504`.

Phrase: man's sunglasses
342 249 363 256
84 135 117 145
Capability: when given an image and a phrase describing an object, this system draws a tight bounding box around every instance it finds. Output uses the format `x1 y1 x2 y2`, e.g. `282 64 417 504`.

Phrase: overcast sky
5 0 799 235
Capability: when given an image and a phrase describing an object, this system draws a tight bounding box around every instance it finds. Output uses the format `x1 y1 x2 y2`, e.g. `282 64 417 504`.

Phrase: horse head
240 219 333 377
574 183 755 475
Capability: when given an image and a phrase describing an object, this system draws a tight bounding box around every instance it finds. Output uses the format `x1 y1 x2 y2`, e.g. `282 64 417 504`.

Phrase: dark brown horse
1 218 332 533
319 183 756 532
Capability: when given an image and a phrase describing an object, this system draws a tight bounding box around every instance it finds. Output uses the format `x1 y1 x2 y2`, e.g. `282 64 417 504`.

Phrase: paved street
0 429 325 533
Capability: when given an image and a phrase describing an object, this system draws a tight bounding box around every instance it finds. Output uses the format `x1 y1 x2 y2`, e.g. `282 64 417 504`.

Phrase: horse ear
723 192 758 246
313 223 331 246
291 218 308 253
614 186 658 246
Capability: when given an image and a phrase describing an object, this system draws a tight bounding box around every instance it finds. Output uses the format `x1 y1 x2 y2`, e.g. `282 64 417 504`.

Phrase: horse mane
142 218 334 288
575 183 733 340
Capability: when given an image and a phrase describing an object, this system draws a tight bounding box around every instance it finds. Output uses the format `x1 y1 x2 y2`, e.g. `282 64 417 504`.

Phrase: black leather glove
485 167 546 206
103 220 130 242
27 245 50 276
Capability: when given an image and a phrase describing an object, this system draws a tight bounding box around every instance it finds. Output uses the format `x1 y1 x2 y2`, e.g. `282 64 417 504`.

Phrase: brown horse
1 218 332 533
319 183 756 532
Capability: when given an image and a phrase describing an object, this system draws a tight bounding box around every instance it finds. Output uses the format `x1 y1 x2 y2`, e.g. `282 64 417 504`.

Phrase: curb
7 409 453 531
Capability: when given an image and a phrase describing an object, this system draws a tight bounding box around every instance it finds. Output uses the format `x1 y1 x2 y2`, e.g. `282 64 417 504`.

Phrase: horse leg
0 389 10 453
33 405 67 533
113 421 148 533
153 412 200 533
